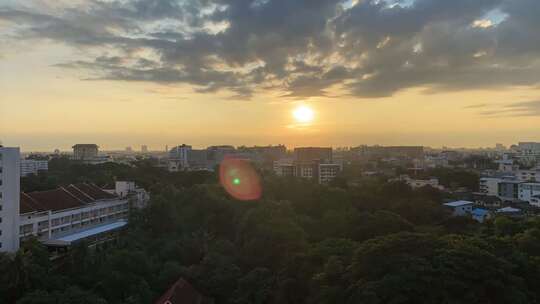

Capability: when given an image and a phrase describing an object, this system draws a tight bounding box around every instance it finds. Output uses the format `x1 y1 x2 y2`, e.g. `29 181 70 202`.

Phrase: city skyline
2 0 540 150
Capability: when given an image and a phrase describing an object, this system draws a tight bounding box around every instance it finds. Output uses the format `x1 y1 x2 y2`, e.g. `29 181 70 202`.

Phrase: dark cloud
1 0 540 98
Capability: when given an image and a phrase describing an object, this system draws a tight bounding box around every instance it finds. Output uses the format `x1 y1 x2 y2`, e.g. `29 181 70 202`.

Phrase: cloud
475 99 540 117
1 0 540 99
463 103 488 109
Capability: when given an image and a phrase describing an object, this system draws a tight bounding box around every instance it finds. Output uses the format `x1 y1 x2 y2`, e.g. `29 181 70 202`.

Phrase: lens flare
219 157 262 201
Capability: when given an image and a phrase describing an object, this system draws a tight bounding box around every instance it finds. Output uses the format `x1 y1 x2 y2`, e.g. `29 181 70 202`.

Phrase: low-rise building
496 206 523 218
443 201 474 216
20 159 49 177
471 208 491 223
393 175 444 190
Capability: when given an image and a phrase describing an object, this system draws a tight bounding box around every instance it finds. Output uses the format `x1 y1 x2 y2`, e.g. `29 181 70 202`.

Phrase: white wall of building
19 199 129 241
516 170 540 182
0 147 21 253
519 183 540 207
479 177 504 196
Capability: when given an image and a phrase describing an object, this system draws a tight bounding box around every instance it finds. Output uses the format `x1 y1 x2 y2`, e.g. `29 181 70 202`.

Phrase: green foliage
5 166 540 304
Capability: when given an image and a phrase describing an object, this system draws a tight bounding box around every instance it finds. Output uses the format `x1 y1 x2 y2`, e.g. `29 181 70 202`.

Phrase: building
393 175 444 190
141 145 149 153
72 144 99 161
496 159 518 172
168 145 211 172
479 176 516 196
20 159 49 177
471 208 491 223
518 142 540 153
472 193 503 209
352 145 424 159
238 145 287 166
0 148 148 253
154 278 205 304
168 145 192 171
443 201 474 216
496 206 523 218
0 147 21 252
273 158 295 177
273 148 341 184
109 181 150 209
498 180 522 202
19 184 130 243
424 155 450 168
294 147 332 162
518 183 540 206
319 163 342 184
207 145 236 164
515 169 540 182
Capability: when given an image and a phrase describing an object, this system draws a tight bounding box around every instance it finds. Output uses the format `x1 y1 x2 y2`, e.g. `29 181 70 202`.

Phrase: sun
293 105 315 123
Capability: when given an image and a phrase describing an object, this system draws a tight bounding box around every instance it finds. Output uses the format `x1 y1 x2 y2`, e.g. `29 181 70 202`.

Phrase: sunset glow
293 106 315 124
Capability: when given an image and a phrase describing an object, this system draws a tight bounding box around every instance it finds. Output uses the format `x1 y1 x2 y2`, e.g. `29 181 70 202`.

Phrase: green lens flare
233 178 241 185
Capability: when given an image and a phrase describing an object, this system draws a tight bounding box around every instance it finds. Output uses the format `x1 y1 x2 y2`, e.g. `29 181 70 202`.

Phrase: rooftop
20 183 119 214
43 221 127 246
497 207 521 213
444 201 474 207
154 278 204 304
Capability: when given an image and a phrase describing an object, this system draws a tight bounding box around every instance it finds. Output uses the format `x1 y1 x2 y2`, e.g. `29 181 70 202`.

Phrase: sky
1 0 540 151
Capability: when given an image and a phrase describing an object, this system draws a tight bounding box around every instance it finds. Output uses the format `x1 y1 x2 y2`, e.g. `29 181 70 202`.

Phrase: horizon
2 0 540 151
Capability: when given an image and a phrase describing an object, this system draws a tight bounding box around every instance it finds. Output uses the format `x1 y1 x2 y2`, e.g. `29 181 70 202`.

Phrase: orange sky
1 1 540 151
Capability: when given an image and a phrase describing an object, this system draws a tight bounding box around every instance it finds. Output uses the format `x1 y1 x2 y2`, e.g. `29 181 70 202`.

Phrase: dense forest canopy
4 159 540 303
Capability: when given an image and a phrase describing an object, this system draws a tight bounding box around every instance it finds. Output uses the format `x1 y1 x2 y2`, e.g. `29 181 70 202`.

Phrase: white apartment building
0 147 21 252
518 183 540 207
20 159 49 177
480 177 505 196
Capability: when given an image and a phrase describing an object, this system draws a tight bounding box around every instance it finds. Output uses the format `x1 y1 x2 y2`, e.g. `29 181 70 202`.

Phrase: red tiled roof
20 193 47 214
23 188 84 212
20 183 119 214
72 183 117 200
154 278 204 304
64 185 94 203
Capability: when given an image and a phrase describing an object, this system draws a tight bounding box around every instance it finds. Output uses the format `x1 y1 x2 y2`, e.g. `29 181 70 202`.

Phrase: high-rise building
168 144 192 171
72 144 99 161
141 145 148 153
0 146 21 253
